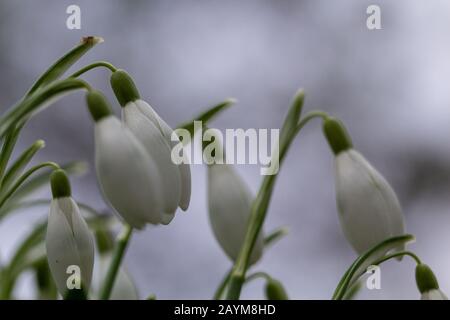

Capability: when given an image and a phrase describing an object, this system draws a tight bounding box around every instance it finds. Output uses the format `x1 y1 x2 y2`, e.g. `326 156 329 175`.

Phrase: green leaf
332 234 415 300
264 227 289 248
176 98 236 138
7 161 87 204
0 162 86 220
342 280 362 300
279 89 304 152
26 36 103 96
0 78 91 138
0 122 25 181
0 140 45 194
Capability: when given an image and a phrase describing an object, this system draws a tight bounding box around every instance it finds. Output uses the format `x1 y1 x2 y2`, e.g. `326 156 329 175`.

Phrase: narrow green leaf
0 162 87 221
0 140 46 193
342 280 362 300
8 161 87 204
0 78 91 138
0 122 25 181
279 89 304 152
26 36 103 96
264 227 289 248
332 234 415 300
176 98 236 138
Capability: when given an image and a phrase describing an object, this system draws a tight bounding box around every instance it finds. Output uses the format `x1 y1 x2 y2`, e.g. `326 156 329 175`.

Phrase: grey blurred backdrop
1 0 450 299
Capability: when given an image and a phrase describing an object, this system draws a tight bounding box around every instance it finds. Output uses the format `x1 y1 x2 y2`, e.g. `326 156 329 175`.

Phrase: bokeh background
1 0 450 299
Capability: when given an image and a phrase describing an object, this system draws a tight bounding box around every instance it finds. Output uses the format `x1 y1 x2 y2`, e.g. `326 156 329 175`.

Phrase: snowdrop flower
207 162 263 264
323 117 405 254
110 70 191 224
46 169 94 297
416 264 448 300
86 90 163 228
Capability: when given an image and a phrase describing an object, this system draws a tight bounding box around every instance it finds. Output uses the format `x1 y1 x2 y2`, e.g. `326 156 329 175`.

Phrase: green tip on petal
86 90 112 122
322 117 353 155
110 69 140 107
265 278 289 300
50 169 71 198
416 264 440 293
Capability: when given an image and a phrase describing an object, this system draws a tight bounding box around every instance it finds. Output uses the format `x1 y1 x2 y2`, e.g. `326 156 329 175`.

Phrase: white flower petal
208 164 263 264
123 102 181 216
160 212 176 225
95 116 163 227
134 100 191 210
46 197 94 295
335 149 405 254
421 289 448 300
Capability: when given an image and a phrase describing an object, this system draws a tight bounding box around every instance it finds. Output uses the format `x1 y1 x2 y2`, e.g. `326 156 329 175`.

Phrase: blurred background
1 0 450 299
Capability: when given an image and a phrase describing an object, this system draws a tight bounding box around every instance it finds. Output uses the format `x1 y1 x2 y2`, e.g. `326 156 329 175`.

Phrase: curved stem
245 271 272 283
295 110 329 134
373 251 422 266
69 61 118 78
99 224 133 300
0 162 60 208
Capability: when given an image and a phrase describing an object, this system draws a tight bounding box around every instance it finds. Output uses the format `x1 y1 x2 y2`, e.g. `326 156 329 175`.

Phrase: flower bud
265 278 288 300
46 170 94 297
323 117 353 155
110 69 140 106
416 264 447 300
86 90 112 122
323 117 405 254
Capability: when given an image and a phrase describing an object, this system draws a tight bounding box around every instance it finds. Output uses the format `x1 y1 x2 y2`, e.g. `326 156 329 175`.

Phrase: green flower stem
69 61 118 78
245 272 272 283
213 269 233 300
0 162 60 209
100 224 133 300
294 110 329 135
373 251 422 266
226 109 329 300
214 228 288 300
332 234 415 300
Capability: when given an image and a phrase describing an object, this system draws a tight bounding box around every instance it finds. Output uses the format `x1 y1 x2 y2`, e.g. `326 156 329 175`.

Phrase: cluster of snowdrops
0 37 445 300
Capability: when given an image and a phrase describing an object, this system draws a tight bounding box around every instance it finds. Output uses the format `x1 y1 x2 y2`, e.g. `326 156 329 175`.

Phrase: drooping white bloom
334 149 405 254
46 170 94 296
87 90 163 228
416 264 447 300
323 117 405 254
95 115 163 227
111 70 191 224
122 99 191 223
207 163 263 264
